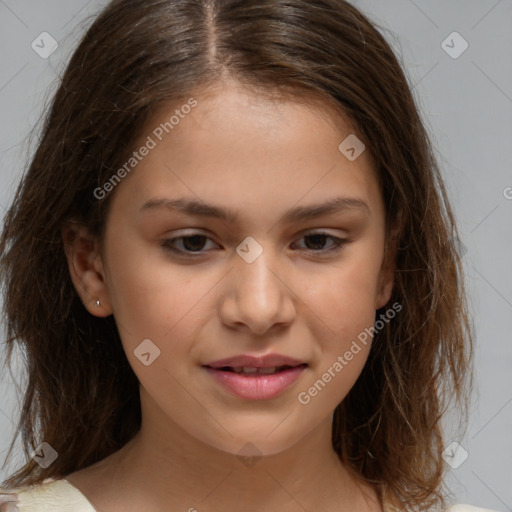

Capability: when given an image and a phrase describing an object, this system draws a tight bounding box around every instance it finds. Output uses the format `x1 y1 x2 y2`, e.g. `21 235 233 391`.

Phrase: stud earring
95 299 101 307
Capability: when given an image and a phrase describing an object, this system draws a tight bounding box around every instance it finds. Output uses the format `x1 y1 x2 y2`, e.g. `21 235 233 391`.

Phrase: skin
64 78 397 512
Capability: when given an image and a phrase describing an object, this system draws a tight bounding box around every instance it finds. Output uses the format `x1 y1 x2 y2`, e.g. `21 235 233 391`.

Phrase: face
67 79 395 458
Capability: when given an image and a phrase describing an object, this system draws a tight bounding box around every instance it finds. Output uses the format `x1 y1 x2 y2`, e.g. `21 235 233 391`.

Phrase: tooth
233 367 244 373
242 367 258 373
258 367 277 374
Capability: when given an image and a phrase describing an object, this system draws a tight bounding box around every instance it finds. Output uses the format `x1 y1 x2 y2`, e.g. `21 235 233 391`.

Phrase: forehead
109 81 383 224
164 80 359 141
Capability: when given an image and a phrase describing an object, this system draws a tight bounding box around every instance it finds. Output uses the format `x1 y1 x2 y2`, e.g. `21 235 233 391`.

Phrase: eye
161 233 217 256
161 231 348 257
292 232 347 254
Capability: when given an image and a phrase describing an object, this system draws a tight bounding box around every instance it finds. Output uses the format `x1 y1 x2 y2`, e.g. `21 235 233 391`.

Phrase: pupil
305 234 327 250
183 235 206 251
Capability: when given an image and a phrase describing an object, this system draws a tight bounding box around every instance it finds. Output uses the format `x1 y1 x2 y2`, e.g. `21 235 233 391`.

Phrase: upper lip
203 354 307 369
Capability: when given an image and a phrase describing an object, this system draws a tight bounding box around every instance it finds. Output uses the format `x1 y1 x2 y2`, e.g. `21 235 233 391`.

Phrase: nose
218 246 296 336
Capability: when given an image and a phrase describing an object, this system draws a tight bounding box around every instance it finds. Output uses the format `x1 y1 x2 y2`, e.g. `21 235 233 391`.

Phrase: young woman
0 0 494 511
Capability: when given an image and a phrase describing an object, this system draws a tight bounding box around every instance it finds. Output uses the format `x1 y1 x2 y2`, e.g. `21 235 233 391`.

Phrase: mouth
207 364 308 375
202 363 308 400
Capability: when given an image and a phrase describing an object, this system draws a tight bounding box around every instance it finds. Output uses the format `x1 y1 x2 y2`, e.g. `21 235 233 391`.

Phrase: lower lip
204 365 307 400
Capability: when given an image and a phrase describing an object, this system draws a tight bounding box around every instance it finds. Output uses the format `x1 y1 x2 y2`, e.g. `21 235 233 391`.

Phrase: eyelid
161 230 219 255
160 229 349 257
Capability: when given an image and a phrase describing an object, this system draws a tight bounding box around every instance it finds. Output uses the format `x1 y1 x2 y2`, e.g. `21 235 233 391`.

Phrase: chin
200 425 304 461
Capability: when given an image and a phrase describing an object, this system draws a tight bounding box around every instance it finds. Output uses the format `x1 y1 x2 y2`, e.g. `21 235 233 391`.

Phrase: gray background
0 1 511 510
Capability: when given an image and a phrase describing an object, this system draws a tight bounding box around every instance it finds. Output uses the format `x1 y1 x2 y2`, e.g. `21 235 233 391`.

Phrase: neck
68 395 381 512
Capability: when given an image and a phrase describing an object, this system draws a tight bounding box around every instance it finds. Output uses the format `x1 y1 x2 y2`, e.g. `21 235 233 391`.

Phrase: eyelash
161 232 348 258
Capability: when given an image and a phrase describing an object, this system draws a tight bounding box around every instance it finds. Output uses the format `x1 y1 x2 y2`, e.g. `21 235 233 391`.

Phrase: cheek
103 238 220 358
305 253 382 332
297 268 377 411
301 253 382 407
298 347 370 411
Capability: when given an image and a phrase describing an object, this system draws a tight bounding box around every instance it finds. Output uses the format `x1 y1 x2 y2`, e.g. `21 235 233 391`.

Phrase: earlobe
62 222 112 317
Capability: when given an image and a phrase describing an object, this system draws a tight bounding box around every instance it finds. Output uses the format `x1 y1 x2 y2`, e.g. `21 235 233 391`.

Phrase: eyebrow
140 196 370 224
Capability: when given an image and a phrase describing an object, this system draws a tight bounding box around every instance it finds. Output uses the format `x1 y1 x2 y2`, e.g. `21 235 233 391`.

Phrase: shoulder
0 478 96 512
447 505 499 512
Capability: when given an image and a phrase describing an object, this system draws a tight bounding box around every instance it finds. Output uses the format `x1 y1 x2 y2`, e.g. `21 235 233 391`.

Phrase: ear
375 225 400 310
62 221 112 317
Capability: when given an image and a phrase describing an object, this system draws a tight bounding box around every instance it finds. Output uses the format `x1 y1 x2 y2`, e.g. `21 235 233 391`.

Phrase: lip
202 353 308 401
204 353 306 369
204 365 307 400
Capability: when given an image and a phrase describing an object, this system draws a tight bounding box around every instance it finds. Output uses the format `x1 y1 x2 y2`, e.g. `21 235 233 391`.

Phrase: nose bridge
221 237 295 333
236 240 282 307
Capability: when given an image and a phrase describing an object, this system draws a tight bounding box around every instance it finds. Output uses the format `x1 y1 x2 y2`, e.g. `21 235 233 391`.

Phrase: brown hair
0 0 473 509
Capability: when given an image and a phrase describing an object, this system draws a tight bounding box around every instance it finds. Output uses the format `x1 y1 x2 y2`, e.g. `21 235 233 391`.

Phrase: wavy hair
0 1 473 510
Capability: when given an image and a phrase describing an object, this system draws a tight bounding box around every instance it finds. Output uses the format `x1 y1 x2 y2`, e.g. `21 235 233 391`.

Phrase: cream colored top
0 478 500 511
